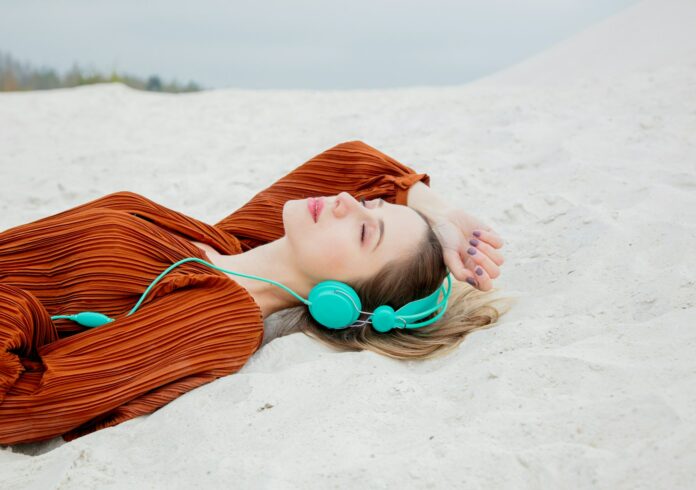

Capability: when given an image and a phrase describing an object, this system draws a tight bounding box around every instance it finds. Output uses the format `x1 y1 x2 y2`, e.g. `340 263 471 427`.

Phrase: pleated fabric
0 140 430 444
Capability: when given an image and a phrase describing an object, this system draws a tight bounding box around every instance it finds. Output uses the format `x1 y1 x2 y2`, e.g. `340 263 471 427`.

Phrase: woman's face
283 191 429 283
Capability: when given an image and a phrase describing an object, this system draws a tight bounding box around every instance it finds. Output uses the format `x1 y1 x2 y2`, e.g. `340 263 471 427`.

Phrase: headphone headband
309 272 452 332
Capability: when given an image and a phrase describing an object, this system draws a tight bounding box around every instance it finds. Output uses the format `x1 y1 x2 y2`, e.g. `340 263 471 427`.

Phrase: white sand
1 0 695 487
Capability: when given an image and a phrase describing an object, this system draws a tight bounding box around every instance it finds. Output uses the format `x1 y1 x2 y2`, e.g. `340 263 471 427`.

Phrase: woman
0 140 507 445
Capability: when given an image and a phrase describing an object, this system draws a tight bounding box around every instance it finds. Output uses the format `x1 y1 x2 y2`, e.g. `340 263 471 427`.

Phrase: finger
473 228 504 248
462 253 491 290
472 229 504 249
465 244 501 280
468 237 504 266
462 253 494 291
442 248 477 283
462 255 482 288
471 262 493 291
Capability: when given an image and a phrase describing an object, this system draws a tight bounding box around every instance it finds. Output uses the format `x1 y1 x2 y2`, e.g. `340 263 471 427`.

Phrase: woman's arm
0 274 262 445
15 190 239 253
405 180 451 218
405 180 505 289
213 140 431 251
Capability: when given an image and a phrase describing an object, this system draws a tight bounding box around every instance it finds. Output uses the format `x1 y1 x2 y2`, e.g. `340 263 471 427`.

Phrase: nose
332 191 361 219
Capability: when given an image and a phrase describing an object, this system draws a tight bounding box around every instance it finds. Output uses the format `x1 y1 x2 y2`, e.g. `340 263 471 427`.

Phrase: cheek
302 234 355 276
308 233 349 260
322 243 351 266
284 201 360 274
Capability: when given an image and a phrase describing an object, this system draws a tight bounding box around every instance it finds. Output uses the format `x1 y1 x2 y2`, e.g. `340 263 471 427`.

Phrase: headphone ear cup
371 305 397 333
308 280 361 329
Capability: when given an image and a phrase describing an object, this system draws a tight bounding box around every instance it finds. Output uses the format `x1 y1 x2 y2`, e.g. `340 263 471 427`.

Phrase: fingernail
469 238 479 246
475 267 483 276
466 277 476 286
473 230 481 237
467 247 477 255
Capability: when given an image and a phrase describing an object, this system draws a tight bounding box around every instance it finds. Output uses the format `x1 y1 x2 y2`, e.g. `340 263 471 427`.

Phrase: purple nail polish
466 277 476 286
473 230 481 237
467 247 477 255
469 238 479 246
475 267 483 276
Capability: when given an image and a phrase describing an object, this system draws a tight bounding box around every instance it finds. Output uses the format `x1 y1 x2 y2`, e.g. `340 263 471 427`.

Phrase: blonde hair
273 211 514 360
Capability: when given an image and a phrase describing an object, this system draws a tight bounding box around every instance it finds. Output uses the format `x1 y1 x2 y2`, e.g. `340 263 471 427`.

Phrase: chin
282 200 305 237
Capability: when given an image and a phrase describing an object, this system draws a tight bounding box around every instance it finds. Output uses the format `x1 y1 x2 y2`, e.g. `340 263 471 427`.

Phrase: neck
214 237 310 320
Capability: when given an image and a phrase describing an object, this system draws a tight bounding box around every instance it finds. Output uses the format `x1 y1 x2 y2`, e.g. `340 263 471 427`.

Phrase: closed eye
359 198 384 250
360 198 367 242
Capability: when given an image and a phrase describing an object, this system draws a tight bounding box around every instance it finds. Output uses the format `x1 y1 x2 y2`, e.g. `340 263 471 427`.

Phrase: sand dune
1 0 695 488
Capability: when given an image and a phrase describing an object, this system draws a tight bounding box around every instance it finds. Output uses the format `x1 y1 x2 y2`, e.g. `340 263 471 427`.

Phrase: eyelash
360 198 368 243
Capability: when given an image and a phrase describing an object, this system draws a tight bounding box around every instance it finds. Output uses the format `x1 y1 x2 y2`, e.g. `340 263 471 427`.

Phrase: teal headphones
50 257 453 333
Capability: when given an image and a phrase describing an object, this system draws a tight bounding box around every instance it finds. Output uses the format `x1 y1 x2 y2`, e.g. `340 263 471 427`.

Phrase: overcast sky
0 0 640 90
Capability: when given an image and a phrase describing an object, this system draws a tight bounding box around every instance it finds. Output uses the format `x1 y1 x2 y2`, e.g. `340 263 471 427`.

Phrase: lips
307 197 324 222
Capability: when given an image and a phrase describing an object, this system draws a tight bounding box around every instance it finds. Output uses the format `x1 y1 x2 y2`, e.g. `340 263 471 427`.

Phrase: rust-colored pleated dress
0 140 430 445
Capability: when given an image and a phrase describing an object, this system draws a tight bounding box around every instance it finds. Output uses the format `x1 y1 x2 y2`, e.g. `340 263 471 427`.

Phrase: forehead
379 203 428 256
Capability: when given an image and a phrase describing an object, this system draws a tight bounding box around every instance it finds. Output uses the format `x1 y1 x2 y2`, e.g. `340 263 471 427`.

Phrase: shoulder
144 272 262 320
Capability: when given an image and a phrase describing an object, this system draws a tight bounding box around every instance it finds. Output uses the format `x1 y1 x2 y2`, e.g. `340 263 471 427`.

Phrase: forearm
214 140 430 249
406 181 451 218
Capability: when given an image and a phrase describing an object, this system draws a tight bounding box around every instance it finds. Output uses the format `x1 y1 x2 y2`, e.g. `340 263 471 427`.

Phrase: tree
146 75 162 91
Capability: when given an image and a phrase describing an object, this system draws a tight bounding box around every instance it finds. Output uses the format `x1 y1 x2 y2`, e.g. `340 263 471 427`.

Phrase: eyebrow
372 198 385 252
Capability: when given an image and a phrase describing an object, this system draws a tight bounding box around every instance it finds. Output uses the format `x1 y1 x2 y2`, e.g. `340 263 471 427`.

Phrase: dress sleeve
0 274 263 445
213 140 431 251
19 191 241 254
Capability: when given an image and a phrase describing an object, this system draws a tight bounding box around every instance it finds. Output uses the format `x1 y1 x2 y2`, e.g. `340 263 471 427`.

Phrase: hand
429 207 505 291
405 182 504 290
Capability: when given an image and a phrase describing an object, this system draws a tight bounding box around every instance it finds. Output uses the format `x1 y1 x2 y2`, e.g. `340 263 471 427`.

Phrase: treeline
0 52 202 92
